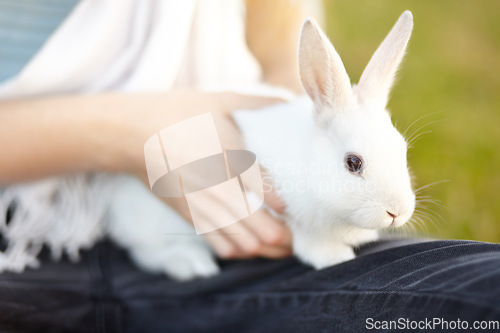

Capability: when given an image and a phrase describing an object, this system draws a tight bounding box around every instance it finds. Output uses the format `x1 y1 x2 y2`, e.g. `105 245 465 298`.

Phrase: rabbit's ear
299 18 353 113
357 11 413 108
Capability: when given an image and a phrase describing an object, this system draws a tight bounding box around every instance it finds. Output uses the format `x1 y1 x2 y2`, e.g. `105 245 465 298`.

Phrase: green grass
323 0 500 241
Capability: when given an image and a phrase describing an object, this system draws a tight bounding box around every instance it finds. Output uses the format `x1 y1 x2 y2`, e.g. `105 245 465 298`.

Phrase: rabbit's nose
387 211 398 224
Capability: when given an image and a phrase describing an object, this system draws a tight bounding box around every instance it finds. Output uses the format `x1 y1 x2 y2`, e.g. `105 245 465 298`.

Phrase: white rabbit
233 11 416 268
106 10 416 276
0 11 416 280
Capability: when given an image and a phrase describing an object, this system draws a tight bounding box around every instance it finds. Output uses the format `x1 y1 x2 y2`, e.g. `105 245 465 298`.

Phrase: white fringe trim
0 173 115 273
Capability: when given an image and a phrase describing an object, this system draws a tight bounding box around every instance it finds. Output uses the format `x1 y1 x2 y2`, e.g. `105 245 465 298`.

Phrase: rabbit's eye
345 154 363 174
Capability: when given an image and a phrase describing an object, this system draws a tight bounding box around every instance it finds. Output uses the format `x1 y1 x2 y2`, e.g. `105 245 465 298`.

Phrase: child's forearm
0 91 283 184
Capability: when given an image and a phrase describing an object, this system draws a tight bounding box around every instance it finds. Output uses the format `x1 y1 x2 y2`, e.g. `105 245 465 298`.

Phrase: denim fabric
0 239 499 333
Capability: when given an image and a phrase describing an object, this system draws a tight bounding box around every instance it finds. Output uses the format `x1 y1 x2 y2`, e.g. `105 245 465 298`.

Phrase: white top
0 0 262 98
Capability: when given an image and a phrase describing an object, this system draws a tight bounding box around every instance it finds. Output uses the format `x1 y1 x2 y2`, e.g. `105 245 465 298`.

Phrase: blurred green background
323 0 500 242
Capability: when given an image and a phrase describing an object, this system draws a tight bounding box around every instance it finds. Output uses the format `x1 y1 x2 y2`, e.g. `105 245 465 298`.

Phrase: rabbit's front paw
130 241 220 281
305 245 355 270
294 235 355 269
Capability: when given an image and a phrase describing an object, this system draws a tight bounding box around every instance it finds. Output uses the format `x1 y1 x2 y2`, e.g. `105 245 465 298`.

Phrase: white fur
356 11 414 109
234 12 415 269
0 11 416 278
107 176 219 281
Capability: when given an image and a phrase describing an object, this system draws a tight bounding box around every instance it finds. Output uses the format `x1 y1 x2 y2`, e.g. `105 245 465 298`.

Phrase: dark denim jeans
0 238 499 333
